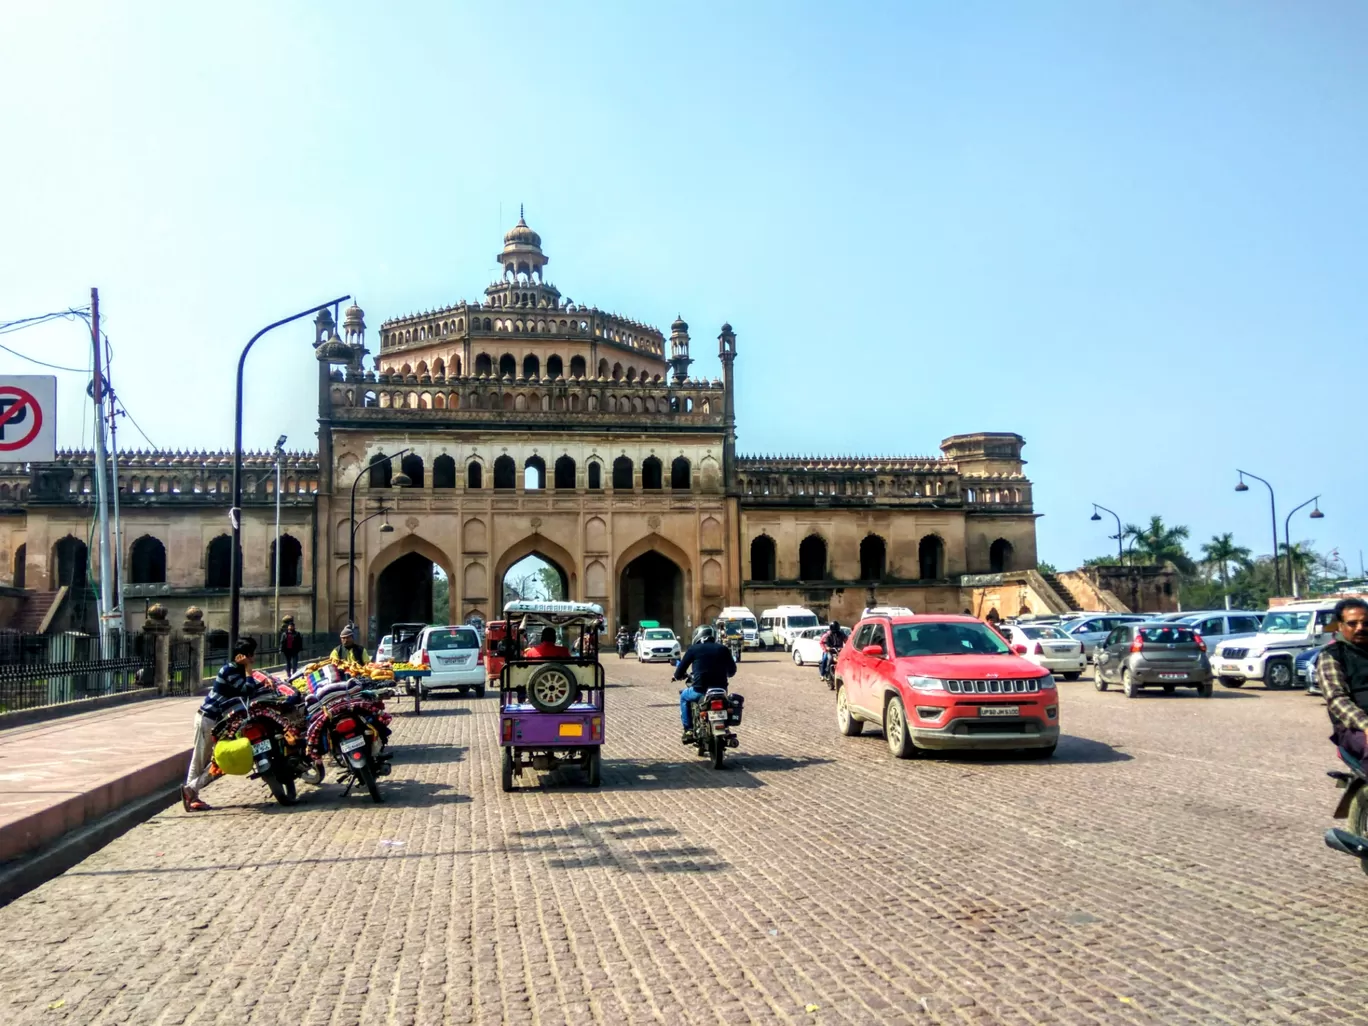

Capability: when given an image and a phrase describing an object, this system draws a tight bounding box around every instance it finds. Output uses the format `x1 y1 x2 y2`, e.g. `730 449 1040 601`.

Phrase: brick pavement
0 655 1364 1025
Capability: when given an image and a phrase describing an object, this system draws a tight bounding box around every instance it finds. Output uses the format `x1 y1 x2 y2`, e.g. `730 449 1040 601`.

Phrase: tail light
1194 635 1207 651
418 650 430 668
1131 634 1144 653
502 717 513 742
333 717 358 734
1033 643 1044 655
709 698 726 710
242 723 265 742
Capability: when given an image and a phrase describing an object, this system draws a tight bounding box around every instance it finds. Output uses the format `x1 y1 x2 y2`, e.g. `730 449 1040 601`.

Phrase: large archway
493 534 578 611
619 551 685 635
367 535 456 641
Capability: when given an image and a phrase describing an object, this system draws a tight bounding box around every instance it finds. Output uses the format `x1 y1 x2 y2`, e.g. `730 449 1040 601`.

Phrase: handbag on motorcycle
212 737 256 775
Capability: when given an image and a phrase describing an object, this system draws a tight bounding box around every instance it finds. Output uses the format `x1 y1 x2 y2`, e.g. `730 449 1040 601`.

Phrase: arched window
271 534 303 587
467 461 483 489
523 354 540 379
554 455 576 489
612 456 634 490
12 542 25 589
474 353 492 376
547 355 563 379
433 455 456 489
524 455 546 490
611 362 622 381
799 534 827 580
205 535 238 589
368 455 391 489
129 535 166 585
641 456 663 490
990 538 1014 573
918 535 944 580
670 457 691 489
401 453 424 489
587 461 602 490
499 354 516 378
859 535 887 581
493 455 516 489
570 355 586 379
750 536 776 582
597 358 609 378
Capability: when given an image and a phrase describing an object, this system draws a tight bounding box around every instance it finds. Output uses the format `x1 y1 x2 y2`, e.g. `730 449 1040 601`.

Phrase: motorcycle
213 690 312 805
726 636 743 663
1325 746 1368 873
687 688 744 769
306 683 394 803
617 635 631 659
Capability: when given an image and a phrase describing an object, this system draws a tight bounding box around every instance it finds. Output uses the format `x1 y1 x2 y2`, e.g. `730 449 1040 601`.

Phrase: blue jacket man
183 637 268 811
672 626 737 741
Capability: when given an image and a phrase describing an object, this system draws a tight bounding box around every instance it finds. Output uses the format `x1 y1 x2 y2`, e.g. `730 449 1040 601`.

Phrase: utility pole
107 382 126 650
89 288 118 661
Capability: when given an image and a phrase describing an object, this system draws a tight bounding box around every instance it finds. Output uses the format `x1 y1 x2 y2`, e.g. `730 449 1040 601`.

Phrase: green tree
1124 516 1194 574
1200 533 1252 593
1279 541 1318 597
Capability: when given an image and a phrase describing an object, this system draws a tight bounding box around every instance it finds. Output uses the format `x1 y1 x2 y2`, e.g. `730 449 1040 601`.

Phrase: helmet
695 625 716 644
829 621 841 632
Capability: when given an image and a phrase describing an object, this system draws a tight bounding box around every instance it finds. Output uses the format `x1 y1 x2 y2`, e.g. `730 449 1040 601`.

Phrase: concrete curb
0 782 182 908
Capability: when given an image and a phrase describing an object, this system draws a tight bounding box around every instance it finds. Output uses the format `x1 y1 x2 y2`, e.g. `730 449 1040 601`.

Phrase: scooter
1324 746 1368 873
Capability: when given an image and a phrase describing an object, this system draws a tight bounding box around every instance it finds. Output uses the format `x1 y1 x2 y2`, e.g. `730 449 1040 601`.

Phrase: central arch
367 534 456 639
493 533 578 611
616 533 692 635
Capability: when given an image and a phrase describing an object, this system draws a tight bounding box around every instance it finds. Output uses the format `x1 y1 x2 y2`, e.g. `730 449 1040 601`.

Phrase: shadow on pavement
248 778 470 813
395 743 470 765
914 735 1132 765
509 817 727 873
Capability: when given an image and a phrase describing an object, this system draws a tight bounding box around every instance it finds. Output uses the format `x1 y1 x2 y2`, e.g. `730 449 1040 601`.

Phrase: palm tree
1129 516 1194 573
1279 541 1316 597
1201 533 1252 592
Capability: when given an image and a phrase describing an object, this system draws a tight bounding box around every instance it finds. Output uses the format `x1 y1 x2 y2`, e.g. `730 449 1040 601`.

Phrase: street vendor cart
498 600 606 791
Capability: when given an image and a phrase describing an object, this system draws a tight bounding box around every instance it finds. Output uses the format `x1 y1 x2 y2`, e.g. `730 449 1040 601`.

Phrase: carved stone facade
0 216 1042 637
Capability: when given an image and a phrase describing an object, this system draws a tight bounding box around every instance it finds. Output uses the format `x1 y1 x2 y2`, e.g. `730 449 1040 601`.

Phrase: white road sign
0 375 57 462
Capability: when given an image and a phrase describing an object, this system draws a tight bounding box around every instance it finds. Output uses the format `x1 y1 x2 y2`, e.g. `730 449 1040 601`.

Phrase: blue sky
1 2 1364 572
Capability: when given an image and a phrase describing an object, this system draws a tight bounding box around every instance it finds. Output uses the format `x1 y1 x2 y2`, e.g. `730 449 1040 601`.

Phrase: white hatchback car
1001 623 1086 680
414 624 486 697
789 627 826 666
636 628 682 662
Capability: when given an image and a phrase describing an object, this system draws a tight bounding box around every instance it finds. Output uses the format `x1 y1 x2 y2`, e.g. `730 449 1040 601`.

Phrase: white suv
1211 601 1338 690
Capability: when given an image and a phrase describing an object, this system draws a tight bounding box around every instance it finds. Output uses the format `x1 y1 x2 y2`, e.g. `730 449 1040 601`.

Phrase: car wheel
793 650 803 666
526 664 578 714
1122 668 1140 699
474 684 486 699
836 684 863 737
1266 657 1294 691
1219 676 1243 689
884 696 915 759
1348 788 1368 878
1094 670 1108 692
457 686 469 695
1197 681 1213 698
584 748 601 788
1063 672 1081 681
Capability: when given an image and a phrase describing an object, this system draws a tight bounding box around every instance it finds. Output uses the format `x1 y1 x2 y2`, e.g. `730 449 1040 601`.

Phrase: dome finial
519 202 525 222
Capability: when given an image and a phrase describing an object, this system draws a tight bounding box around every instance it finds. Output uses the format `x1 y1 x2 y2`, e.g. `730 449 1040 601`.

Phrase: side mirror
1013 644 1028 655
862 644 884 657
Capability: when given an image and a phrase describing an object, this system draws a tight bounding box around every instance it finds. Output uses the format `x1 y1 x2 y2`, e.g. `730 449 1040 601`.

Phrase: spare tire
527 663 578 714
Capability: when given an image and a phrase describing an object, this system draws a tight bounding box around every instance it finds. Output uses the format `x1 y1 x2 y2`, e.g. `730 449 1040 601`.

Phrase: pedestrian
331 624 369 664
1319 598 1368 759
183 637 266 812
279 617 304 676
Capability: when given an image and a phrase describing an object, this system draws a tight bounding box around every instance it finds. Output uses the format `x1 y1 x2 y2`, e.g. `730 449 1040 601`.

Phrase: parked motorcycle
213 691 311 805
1325 746 1368 873
688 688 744 769
306 685 394 803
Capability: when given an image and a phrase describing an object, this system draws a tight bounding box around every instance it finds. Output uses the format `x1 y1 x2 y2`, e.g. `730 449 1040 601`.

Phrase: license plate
1159 673 1188 680
1221 663 1240 672
339 736 366 753
558 723 583 737
979 706 1019 718
708 710 728 722
1050 646 1071 653
251 740 272 755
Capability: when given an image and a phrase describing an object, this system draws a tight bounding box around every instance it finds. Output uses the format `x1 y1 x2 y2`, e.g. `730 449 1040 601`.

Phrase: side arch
365 533 458 627
492 532 579 603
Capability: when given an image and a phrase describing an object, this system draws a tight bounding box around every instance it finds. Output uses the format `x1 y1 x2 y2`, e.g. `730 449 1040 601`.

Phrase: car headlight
906 675 946 691
1037 674 1057 689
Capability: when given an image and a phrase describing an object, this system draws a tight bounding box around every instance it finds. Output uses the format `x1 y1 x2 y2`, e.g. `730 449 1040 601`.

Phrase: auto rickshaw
498 600 607 791
715 616 745 662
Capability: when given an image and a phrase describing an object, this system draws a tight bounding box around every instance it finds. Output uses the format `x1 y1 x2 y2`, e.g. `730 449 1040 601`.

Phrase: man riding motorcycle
819 620 846 679
616 626 632 657
672 625 737 744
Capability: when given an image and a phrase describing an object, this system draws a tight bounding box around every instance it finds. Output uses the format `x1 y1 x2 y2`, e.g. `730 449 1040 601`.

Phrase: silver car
1155 610 1264 652
1061 614 1150 662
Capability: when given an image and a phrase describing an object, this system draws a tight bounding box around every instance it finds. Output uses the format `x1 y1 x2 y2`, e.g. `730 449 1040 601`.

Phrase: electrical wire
0 308 92 371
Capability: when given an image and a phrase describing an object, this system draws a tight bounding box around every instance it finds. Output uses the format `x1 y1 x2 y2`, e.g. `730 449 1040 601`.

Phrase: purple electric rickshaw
498 601 606 791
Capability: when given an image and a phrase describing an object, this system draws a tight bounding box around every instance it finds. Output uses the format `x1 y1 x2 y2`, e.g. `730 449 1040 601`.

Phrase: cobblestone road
1 654 1364 1025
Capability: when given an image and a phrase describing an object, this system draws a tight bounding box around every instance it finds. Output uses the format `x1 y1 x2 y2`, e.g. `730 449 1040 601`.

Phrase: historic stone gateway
0 214 1049 638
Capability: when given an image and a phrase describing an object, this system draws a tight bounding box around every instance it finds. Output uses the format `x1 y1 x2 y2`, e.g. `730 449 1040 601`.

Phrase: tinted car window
427 628 479 651
1021 626 1068 640
1229 616 1261 633
854 624 873 649
868 624 888 654
1138 626 1196 644
1199 617 1224 636
892 622 1011 657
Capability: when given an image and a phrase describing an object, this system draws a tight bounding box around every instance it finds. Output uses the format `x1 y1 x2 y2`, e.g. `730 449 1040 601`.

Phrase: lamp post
1235 470 1281 599
347 449 412 630
230 296 350 642
1283 495 1324 599
1090 504 1124 564
272 435 286 630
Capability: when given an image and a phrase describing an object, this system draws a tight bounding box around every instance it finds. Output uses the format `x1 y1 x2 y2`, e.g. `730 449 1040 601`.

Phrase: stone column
142 603 171 696
182 606 206 688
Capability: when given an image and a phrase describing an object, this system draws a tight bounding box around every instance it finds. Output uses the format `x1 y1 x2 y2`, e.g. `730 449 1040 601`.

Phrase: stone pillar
143 603 171 696
182 606 206 688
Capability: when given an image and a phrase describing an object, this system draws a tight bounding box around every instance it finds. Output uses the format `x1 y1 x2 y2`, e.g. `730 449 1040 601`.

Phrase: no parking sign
0 376 56 462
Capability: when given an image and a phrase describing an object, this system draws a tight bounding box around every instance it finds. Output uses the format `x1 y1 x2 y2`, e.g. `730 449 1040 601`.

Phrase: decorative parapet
6 450 321 504
378 301 667 360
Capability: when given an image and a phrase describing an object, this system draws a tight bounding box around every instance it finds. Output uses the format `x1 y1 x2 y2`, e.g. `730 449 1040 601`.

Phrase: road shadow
395 743 469 765
574 753 835 792
246 778 470 813
508 816 727 873
904 735 1132 765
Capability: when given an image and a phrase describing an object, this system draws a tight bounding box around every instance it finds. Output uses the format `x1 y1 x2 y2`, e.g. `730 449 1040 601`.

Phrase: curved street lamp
1235 470 1281 598
1090 503 1123 564
1283 495 1325 599
347 449 413 629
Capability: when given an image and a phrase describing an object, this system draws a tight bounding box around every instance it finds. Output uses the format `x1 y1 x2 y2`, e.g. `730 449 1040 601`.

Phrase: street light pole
1282 495 1324 600
230 296 349 642
273 435 286 630
1090 503 1123 564
347 449 412 630
1235 470 1281 599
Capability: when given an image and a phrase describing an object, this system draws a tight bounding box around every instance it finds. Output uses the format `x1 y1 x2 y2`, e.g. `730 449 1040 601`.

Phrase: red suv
834 614 1059 758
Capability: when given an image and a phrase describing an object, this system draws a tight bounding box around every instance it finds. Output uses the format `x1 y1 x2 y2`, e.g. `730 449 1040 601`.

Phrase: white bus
759 606 821 650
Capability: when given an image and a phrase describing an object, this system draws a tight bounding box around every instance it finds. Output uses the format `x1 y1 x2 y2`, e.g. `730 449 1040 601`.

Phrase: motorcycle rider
616 625 632 656
1318 597 1368 759
819 620 845 679
182 637 267 812
672 625 737 743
